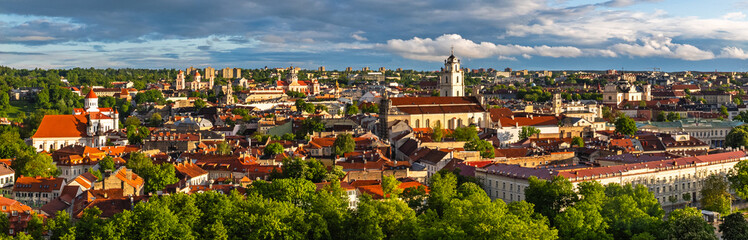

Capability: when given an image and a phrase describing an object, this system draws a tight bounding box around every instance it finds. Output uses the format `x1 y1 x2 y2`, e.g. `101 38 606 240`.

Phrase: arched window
426 119 430 128
415 119 420 128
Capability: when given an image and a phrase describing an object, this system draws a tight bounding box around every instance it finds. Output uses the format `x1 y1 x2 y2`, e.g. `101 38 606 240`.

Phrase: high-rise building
204 67 216 80
186 67 197 75
232 68 241 79
379 67 386 72
439 51 465 97
362 67 369 72
319 66 325 72
346 67 353 72
221 67 233 79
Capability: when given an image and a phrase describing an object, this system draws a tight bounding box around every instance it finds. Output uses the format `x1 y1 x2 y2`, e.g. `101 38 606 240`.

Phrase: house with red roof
276 67 320 95
0 196 37 236
32 89 120 152
13 176 67 208
493 114 561 144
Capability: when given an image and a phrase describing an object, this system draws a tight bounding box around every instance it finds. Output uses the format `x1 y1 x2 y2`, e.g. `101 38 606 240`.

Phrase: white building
603 80 652 105
476 151 747 208
32 89 119 152
439 51 465 97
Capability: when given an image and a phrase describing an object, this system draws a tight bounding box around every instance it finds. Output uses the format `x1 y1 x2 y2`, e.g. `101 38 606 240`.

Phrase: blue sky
2 0 748 71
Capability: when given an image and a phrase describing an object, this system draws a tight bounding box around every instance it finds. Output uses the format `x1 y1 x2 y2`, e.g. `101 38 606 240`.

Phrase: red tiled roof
32 115 88 138
357 181 429 199
113 168 144 189
14 176 65 193
85 89 97 99
498 115 559 127
490 108 514 122
174 162 208 178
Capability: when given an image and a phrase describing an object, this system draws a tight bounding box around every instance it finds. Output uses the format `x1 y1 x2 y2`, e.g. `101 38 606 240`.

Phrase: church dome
446 53 459 63
85 89 97 99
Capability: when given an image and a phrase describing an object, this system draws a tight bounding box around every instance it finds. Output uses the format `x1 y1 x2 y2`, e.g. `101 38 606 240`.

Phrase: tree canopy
332 134 355 157
519 126 541 139
614 115 637 136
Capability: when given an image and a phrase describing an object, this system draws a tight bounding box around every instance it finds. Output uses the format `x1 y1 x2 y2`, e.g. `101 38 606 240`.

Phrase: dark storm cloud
0 51 45 55
0 0 545 45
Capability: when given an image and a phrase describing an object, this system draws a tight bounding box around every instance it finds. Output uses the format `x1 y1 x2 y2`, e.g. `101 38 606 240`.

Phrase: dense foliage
20 171 556 240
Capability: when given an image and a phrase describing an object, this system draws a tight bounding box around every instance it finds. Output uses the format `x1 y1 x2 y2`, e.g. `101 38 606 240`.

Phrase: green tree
614 115 637 136
194 98 206 110
345 104 359 115
721 106 730 117
142 163 178 193
572 136 584 147
402 185 428 211
519 126 541 139
525 176 578 225
426 171 457 215
332 133 355 157
124 116 141 126
278 157 329 183
216 141 233 155
126 125 150 145
14 152 58 177
555 181 611 240
701 174 732 215
432 121 444 142
203 220 228 240
451 126 478 141
281 133 296 141
0 213 8 238
664 207 717 240
656 111 667 122
297 117 325 139
729 160 748 199
381 175 402 199
726 125 748 148
464 139 495 158
126 153 178 193
264 142 284 156
149 113 162 127
667 112 681 122
720 213 748 240
0 92 8 111
639 100 647 108
351 197 417 239
0 129 34 159
98 156 116 171
75 207 105 240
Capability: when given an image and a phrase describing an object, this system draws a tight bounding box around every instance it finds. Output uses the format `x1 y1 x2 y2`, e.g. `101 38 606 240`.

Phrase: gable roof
390 96 486 114
498 115 559 127
174 162 208 178
14 176 66 192
32 115 88 138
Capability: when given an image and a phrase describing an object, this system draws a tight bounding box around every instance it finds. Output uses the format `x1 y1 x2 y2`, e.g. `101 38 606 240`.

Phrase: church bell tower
439 48 465 97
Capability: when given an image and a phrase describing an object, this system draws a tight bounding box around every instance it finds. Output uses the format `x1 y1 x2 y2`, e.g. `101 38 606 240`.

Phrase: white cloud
719 46 748 59
610 35 714 60
723 12 746 20
382 34 586 61
351 31 367 41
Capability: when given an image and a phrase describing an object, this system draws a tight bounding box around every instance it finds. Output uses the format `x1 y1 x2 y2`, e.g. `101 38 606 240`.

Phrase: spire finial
450 46 454 56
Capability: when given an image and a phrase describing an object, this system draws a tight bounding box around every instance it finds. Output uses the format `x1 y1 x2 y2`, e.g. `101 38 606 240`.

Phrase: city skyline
2 0 748 71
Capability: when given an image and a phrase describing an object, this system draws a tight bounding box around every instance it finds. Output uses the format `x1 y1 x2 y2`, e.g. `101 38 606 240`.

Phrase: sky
2 0 748 71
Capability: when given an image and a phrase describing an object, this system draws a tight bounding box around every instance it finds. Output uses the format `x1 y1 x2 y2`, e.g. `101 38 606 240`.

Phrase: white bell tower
439 48 464 97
